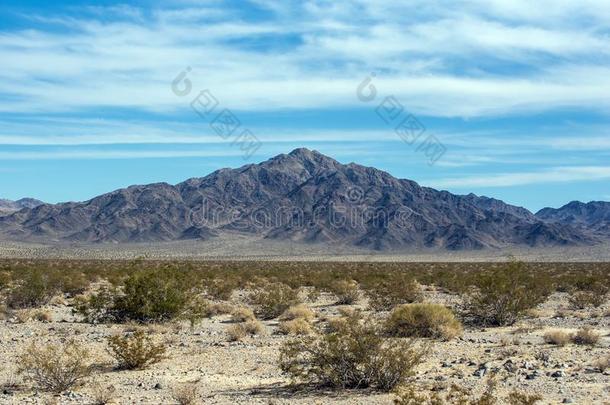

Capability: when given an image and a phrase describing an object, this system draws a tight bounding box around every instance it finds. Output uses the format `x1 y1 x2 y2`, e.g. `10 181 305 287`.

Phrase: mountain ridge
0 148 607 250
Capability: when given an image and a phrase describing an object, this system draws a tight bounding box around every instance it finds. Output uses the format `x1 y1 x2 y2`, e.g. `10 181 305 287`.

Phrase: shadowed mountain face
0 149 605 250
536 201 610 237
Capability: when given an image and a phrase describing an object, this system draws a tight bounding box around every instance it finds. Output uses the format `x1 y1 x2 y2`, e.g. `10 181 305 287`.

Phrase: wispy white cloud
0 1 609 117
429 166 610 188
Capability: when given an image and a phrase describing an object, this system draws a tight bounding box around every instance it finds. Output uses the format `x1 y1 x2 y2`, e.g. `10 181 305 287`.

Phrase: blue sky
1 0 609 212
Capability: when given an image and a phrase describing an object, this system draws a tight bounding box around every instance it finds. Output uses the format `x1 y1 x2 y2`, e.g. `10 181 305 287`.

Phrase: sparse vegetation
329 279 360 305
17 340 92 393
385 303 463 340
278 318 314 335
172 383 199 405
279 304 315 322
227 319 265 341
280 312 427 391
231 306 256 322
249 282 299 320
461 260 552 326
107 331 166 369
366 276 422 311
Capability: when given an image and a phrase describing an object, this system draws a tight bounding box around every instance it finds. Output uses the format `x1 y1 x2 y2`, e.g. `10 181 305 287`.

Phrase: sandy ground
1 235 610 262
0 287 608 404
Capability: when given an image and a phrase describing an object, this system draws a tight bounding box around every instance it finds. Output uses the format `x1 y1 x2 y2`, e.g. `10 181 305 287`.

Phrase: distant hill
536 201 610 238
0 148 606 250
0 198 44 215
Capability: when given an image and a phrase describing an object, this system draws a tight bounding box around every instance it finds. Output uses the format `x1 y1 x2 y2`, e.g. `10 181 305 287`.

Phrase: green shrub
7 269 52 308
280 312 428 391
249 282 299 320
366 277 422 311
17 340 92 393
385 303 462 340
107 330 166 370
461 260 551 326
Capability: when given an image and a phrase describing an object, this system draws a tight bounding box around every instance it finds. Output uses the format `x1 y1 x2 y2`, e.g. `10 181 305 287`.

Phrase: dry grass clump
107 331 166 370
227 319 265 341
569 290 607 309
90 383 116 405
385 303 463 340
249 282 299 320
32 309 52 322
279 304 315 322
17 340 92 393
570 327 600 346
280 312 428 391
543 330 570 346
507 391 544 405
231 306 256 322
278 318 314 335
172 383 199 405
329 279 360 305
592 355 610 372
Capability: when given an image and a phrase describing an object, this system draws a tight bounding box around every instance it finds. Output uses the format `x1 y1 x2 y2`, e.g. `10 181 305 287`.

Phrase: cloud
429 166 610 188
0 1 609 117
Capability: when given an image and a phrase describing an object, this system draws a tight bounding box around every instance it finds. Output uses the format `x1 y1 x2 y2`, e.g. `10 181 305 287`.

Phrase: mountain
536 201 610 237
0 198 44 215
0 148 603 250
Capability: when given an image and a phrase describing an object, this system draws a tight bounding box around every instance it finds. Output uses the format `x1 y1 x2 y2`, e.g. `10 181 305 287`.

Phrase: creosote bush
280 312 428 391
461 260 552 326
385 303 463 340
329 279 360 305
249 282 299 320
107 331 166 370
366 277 422 311
17 340 92 393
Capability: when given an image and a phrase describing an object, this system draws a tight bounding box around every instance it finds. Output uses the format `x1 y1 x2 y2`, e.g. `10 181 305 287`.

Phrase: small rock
551 370 564 378
562 399 574 404
153 383 162 390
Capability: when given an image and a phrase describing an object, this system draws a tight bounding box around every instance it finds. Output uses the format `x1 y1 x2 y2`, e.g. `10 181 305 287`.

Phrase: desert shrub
279 304 315 322
278 318 313 335
385 303 463 340
249 282 299 320
543 330 570 346
569 289 607 309
17 340 92 393
593 355 609 372
74 286 117 323
366 277 422 311
107 331 166 369
461 260 551 326
570 327 600 346
90 383 116 405
329 280 360 305
0 271 11 291
280 312 428 391
227 320 264 341
205 277 238 301
507 391 543 405
231 306 256 322
172 383 199 405
32 309 52 322
113 268 192 322
7 269 52 308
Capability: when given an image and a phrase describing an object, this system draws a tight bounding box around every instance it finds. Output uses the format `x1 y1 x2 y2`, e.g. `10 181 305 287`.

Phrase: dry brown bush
107 331 166 369
17 340 92 393
227 319 264 341
279 304 315 322
278 318 313 335
385 303 463 340
543 330 570 346
231 306 256 322
571 327 600 346
172 383 199 405
329 279 360 305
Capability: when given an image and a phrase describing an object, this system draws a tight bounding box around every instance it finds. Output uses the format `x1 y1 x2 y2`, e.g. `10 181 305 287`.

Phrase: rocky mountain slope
536 201 610 238
0 198 44 215
0 149 605 250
